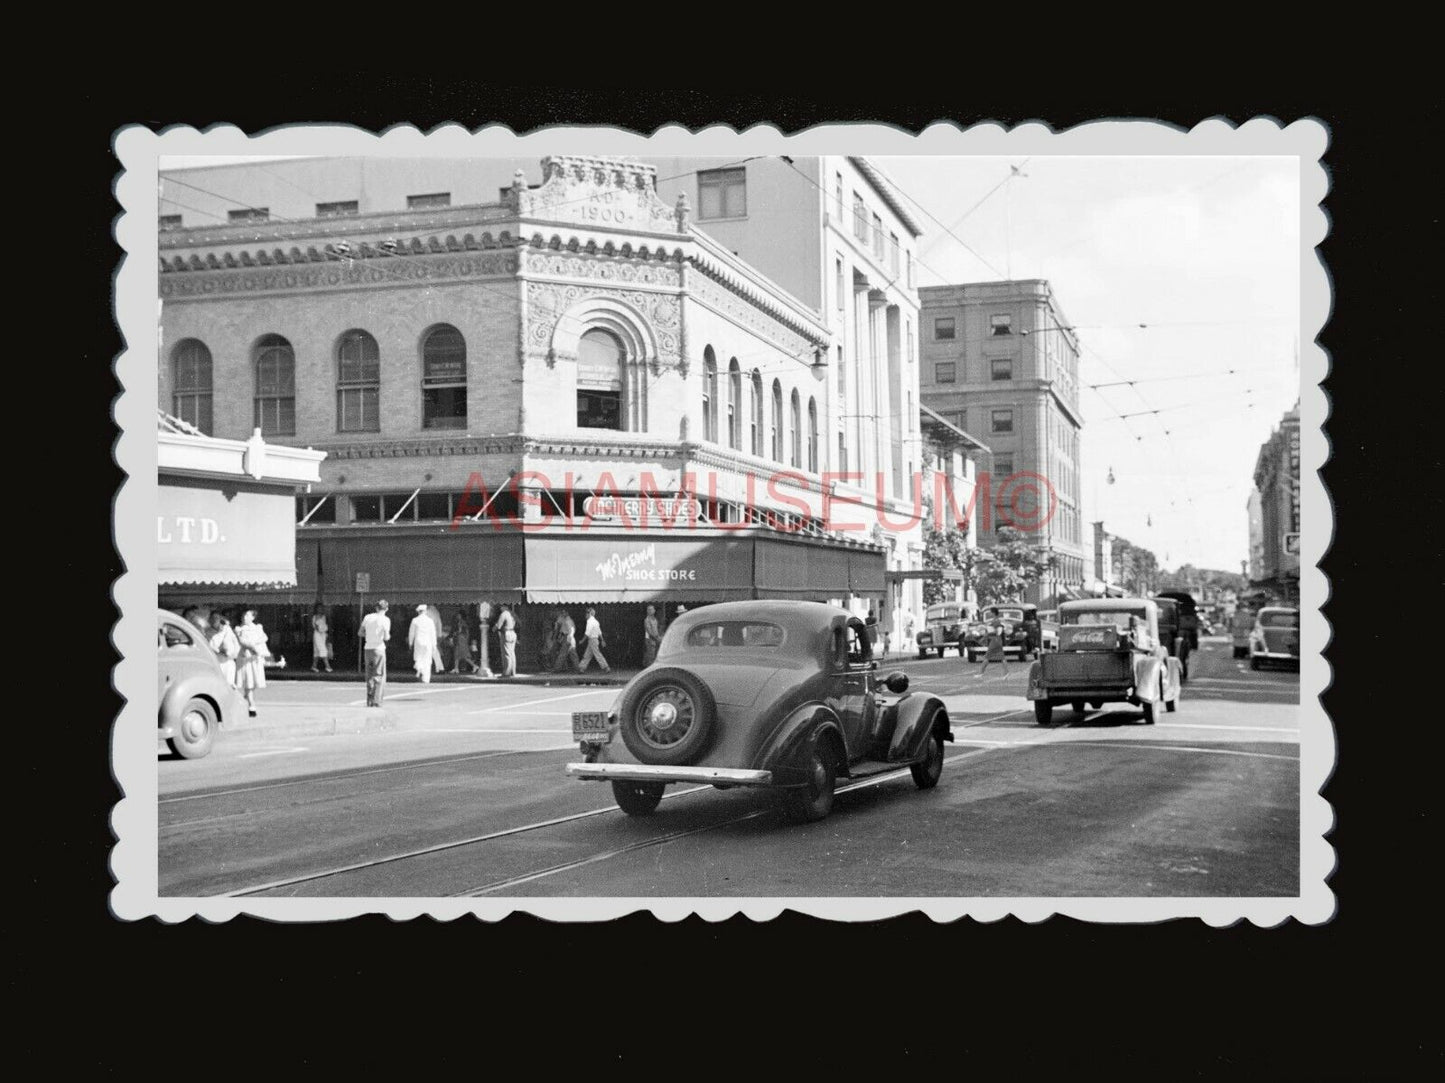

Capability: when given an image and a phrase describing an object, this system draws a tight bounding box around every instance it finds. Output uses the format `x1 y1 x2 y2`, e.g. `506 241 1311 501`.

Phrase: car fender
754 703 846 780
159 674 237 729
1133 655 1164 699
886 693 951 763
1164 656 1182 698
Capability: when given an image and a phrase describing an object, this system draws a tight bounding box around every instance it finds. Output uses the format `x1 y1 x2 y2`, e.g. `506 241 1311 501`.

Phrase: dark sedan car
567 601 954 822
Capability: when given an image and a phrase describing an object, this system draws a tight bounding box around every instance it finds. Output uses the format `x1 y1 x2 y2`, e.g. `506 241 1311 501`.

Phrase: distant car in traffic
1229 609 1256 659
1155 590 1201 651
914 600 975 658
1249 607 1300 670
1151 596 1192 682
964 604 1052 660
566 601 954 822
158 609 245 759
1026 598 1182 725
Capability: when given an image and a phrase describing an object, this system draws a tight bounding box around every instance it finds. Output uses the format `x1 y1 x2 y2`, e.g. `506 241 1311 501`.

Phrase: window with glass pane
889 233 899 274
934 317 955 340
577 329 625 431
297 494 335 524
771 381 784 460
701 350 717 442
728 361 741 448
228 207 269 222
790 390 802 468
253 334 295 436
853 193 868 240
935 362 956 384
407 192 450 209
414 492 449 520
991 358 1013 381
317 200 358 217
990 314 1012 336
171 339 213 435
991 409 1014 434
807 398 818 472
750 371 763 455
337 330 380 432
350 494 382 522
834 172 843 220
835 258 844 310
697 168 747 219
838 432 847 473
872 214 884 259
159 215 182 231
422 324 468 429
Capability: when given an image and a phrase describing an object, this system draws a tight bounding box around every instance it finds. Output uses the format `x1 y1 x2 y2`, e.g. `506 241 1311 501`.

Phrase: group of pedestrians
182 605 272 717
542 607 610 673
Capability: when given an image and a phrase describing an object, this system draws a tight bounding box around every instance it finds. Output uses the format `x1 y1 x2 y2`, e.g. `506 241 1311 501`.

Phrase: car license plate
572 711 610 743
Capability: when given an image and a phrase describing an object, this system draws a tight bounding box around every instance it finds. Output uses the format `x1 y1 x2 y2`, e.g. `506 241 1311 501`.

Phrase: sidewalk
264 665 635 688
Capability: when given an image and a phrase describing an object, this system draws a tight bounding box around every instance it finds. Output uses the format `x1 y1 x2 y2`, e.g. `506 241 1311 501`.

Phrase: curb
219 708 400 743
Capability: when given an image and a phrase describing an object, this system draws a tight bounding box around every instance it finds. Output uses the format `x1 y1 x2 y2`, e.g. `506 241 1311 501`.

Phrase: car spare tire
617 667 717 766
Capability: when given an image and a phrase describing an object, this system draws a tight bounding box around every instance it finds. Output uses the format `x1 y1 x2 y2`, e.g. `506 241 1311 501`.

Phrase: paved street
158 636 1299 898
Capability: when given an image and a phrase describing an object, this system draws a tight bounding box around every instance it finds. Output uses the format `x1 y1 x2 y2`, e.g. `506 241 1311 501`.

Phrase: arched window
576 328 625 431
422 324 467 430
702 347 718 443
771 379 784 461
807 397 819 473
336 330 380 432
750 370 763 456
172 339 213 434
790 389 802 468
253 334 295 437
727 359 741 449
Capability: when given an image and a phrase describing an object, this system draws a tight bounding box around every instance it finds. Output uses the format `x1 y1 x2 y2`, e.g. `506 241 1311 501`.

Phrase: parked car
1151 596 1192 681
158 609 244 759
914 600 976 658
1026 598 1182 725
566 601 954 822
1249 607 1300 670
1229 609 1256 659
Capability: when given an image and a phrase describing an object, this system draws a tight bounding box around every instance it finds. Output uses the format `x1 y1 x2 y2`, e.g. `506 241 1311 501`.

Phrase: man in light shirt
578 607 610 673
360 599 392 707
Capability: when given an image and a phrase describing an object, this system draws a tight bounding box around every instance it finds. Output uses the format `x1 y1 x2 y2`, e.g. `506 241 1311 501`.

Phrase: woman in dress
235 609 270 715
208 611 241 687
451 612 475 674
976 621 1010 680
409 604 439 683
311 606 333 673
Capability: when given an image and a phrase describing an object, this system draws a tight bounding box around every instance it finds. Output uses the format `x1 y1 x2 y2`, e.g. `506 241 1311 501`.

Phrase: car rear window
1061 610 1146 631
685 621 786 649
1260 611 1299 628
160 621 196 649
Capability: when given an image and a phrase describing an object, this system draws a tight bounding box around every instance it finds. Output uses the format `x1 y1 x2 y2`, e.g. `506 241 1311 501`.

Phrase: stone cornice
160 203 516 250
159 249 519 301
312 435 526 461
688 230 831 349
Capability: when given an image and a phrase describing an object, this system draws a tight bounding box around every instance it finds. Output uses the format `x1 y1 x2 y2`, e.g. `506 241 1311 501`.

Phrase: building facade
918 279 1087 605
1246 488 1265 583
1250 400 1301 598
157 154 889 668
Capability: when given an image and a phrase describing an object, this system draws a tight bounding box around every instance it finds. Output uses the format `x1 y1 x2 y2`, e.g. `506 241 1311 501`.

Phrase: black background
51 82 1434 1074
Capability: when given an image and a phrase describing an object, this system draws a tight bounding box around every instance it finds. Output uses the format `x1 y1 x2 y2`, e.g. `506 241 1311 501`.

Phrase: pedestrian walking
451 612 477 674
409 604 440 683
207 611 240 687
552 609 579 672
360 599 391 707
578 607 610 673
976 621 1010 680
311 605 333 672
235 608 271 716
642 604 661 667
496 603 517 677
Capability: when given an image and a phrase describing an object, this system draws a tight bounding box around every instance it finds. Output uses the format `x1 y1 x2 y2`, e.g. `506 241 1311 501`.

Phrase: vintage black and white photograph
112 120 1329 921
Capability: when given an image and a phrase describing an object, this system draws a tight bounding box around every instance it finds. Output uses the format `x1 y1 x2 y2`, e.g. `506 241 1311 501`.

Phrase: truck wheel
611 780 664 816
1034 700 1053 726
166 697 217 760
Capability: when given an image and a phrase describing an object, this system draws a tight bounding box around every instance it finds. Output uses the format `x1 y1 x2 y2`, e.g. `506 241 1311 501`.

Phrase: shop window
171 339 213 435
991 314 1012 336
382 492 417 521
697 167 746 219
416 492 450 520
159 214 182 231
991 409 1014 434
297 494 335 524
228 207 269 222
422 324 468 430
317 200 358 217
935 362 955 384
407 192 450 209
350 494 382 522
336 330 380 433
991 358 1013 381
934 317 955 341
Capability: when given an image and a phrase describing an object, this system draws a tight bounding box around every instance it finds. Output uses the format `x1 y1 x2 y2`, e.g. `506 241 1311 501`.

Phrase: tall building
918 279 1086 605
1246 488 1265 582
158 153 931 644
1251 400 1301 597
156 154 898 666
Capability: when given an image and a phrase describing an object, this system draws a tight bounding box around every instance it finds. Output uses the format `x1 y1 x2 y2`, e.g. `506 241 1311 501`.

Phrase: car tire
786 733 837 822
1142 680 1160 725
616 667 717 767
1071 700 1086 714
1034 700 1053 726
918 650 929 660
910 728 945 790
1166 695 1178 713
611 780 665 817
166 697 217 760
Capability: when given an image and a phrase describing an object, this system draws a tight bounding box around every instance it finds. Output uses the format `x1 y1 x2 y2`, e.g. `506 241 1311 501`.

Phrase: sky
158 153 1302 573
879 155 1301 574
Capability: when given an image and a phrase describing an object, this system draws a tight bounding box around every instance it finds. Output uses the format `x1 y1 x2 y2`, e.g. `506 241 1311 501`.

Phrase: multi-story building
158 153 930 648
1251 400 1301 598
1246 488 1265 583
156 154 893 667
1092 520 1116 593
918 279 1086 605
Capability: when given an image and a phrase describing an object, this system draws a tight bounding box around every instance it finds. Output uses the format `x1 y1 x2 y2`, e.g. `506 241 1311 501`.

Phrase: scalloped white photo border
112 118 1332 925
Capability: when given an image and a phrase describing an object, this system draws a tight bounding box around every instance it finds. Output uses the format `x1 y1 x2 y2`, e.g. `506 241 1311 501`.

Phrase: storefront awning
307 527 526 603
158 477 300 589
524 534 754 604
754 536 852 600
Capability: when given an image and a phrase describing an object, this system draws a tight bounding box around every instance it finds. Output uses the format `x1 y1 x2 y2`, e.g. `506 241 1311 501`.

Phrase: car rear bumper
566 763 775 786
1251 649 1299 661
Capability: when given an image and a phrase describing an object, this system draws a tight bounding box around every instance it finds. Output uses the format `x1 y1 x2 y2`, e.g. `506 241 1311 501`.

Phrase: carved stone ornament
518 154 685 235
160 250 518 300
